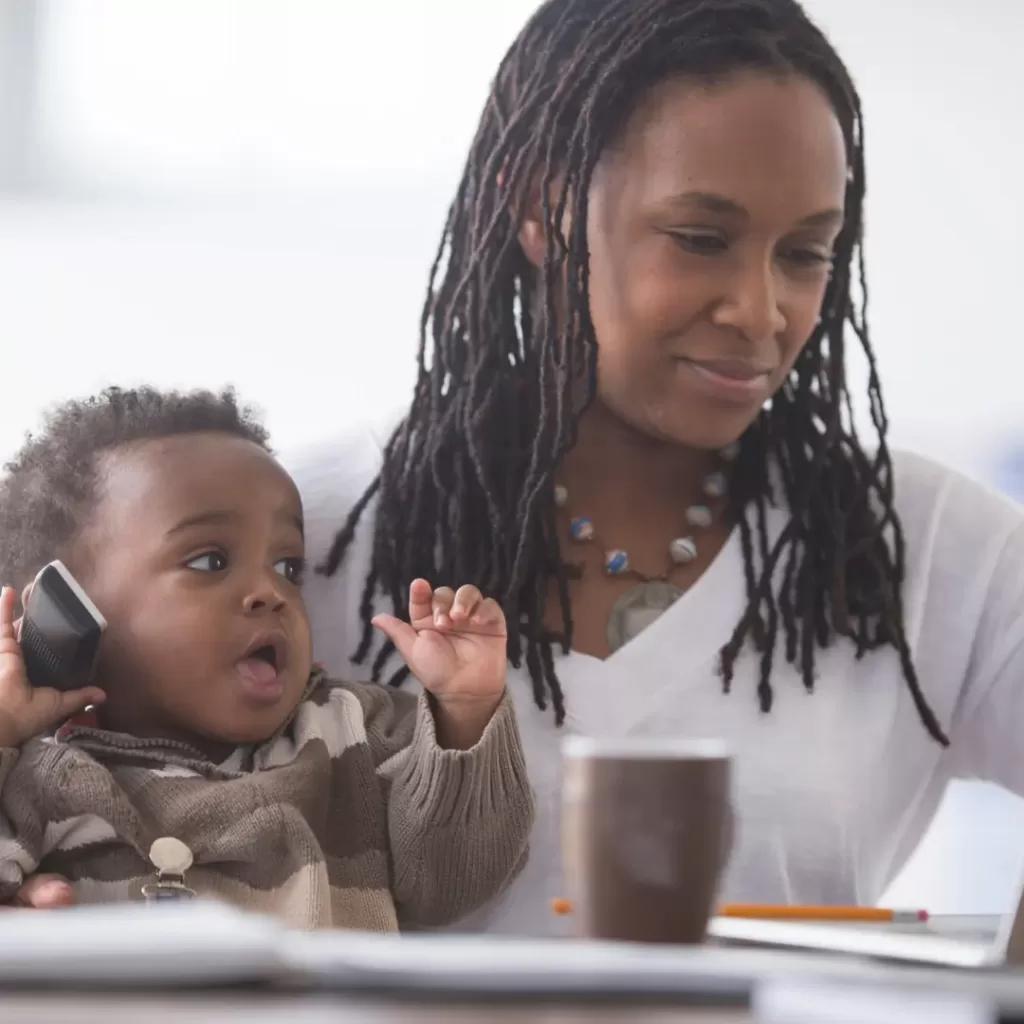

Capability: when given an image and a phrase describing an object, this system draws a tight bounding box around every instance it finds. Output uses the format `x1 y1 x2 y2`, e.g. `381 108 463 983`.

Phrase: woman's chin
637 410 755 453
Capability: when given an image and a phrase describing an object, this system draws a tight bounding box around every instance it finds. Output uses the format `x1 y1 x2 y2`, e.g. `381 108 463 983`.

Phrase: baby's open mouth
235 633 289 704
249 644 278 671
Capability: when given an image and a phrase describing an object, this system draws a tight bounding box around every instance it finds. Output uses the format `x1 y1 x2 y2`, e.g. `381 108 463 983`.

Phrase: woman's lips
677 357 773 403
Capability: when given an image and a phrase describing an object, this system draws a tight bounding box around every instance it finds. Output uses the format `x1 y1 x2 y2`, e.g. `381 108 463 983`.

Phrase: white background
1 0 1023 911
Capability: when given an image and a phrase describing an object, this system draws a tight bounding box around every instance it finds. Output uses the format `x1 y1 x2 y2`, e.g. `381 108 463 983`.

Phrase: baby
0 386 532 930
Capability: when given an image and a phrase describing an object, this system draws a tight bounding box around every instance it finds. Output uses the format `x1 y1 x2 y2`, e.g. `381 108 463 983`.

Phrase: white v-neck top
283 417 1024 937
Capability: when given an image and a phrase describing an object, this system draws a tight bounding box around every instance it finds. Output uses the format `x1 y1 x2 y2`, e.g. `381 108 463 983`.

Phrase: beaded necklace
555 443 737 652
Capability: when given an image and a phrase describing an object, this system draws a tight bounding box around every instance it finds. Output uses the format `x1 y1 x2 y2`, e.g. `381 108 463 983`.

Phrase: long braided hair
321 0 948 745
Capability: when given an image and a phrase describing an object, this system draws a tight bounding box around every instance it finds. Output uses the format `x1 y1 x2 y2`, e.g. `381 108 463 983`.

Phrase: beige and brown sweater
0 674 533 930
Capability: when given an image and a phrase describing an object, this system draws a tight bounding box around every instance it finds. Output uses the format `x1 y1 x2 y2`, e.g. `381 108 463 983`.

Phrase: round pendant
606 581 684 653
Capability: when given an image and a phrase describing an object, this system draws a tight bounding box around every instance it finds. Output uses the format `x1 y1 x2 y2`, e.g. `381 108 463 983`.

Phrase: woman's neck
558 402 720 512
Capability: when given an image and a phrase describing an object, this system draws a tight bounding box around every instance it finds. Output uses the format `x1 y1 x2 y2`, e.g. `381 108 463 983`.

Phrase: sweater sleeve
350 682 533 929
0 747 45 900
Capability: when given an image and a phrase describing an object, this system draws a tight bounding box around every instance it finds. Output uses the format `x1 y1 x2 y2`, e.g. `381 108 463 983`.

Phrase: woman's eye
781 246 832 268
672 232 728 255
275 556 306 584
186 552 228 573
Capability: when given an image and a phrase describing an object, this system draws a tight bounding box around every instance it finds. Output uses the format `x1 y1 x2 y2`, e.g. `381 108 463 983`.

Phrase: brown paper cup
562 736 733 944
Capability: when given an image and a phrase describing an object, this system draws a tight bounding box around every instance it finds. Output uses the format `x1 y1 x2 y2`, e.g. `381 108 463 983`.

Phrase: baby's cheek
291 628 315 683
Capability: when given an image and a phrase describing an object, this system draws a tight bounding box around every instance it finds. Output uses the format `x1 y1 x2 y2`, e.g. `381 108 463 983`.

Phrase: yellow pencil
719 904 929 923
550 899 929 923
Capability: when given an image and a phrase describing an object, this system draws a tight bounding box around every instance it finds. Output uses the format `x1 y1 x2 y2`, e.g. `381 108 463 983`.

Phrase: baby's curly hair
0 386 269 599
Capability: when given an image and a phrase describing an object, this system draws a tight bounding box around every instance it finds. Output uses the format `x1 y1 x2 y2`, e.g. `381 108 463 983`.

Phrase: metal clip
141 837 197 902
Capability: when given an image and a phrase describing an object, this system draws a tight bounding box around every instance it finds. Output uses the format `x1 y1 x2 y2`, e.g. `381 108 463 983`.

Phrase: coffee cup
561 735 733 944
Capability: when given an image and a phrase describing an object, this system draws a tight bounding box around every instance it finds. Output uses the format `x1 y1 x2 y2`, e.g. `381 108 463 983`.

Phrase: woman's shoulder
889 452 1024 787
890 447 1023 542
279 408 401 549
277 407 402 505
889 448 1024 608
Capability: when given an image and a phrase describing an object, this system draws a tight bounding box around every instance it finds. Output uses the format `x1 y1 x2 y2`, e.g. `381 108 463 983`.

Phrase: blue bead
569 516 594 542
604 549 629 575
703 471 727 499
686 504 713 528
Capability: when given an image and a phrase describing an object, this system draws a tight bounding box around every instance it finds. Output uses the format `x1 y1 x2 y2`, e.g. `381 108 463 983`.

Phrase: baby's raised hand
372 579 507 749
0 586 105 749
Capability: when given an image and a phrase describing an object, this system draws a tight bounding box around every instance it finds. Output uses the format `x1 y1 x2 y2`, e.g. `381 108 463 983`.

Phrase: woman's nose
711 257 788 344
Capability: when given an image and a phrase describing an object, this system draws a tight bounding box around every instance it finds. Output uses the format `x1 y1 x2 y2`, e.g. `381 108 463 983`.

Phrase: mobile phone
18 560 107 691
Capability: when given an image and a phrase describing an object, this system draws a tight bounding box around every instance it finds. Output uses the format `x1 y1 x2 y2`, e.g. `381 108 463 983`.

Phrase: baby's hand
372 580 507 750
0 586 105 749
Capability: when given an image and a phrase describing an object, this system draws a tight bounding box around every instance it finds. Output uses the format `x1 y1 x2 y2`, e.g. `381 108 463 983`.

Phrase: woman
15 0 1024 932
303 0 1024 934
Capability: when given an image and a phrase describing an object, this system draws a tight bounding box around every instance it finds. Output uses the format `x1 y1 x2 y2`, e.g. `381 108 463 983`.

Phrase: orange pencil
718 904 929 923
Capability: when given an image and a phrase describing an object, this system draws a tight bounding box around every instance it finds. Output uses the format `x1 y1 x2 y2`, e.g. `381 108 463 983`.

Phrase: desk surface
0 909 1011 1023
0 993 747 1024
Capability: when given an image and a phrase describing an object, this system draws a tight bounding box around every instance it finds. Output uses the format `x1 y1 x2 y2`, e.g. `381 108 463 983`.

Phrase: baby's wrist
430 692 503 751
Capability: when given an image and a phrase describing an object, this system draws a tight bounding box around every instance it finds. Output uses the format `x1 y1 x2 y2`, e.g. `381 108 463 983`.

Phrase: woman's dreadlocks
320 0 948 745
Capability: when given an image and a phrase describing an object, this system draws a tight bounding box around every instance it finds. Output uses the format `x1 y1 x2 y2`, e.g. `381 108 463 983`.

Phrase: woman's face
583 71 848 450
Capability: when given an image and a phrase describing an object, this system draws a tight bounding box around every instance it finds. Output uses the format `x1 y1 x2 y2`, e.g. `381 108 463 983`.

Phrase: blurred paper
0 901 283 986
0 899 1020 1013
754 980 991 1024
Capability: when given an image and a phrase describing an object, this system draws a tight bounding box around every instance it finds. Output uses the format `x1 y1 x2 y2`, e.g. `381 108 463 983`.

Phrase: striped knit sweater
0 674 533 930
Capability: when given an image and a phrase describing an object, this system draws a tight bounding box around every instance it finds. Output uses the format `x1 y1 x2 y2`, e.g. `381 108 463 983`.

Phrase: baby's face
69 433 313 759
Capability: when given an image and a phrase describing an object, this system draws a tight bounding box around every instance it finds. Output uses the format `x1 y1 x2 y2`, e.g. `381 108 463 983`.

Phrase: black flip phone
18 560 107 691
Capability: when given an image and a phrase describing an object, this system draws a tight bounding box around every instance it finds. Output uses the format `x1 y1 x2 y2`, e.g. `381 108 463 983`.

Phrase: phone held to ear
18 560 106 691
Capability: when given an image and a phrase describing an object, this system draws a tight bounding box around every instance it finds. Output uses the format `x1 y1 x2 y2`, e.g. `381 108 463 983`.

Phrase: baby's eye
275 556 306 584
186 552 228 573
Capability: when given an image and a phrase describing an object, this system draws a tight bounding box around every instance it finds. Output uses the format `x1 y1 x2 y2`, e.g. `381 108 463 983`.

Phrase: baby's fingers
47 687 105 727
431 586 456 629
407 578 435 625
6 874 76 910
449 584 483 622
0 587 17 643
14 686 106 746
407 580 490 630
372 613 419 664
468 597 507 635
